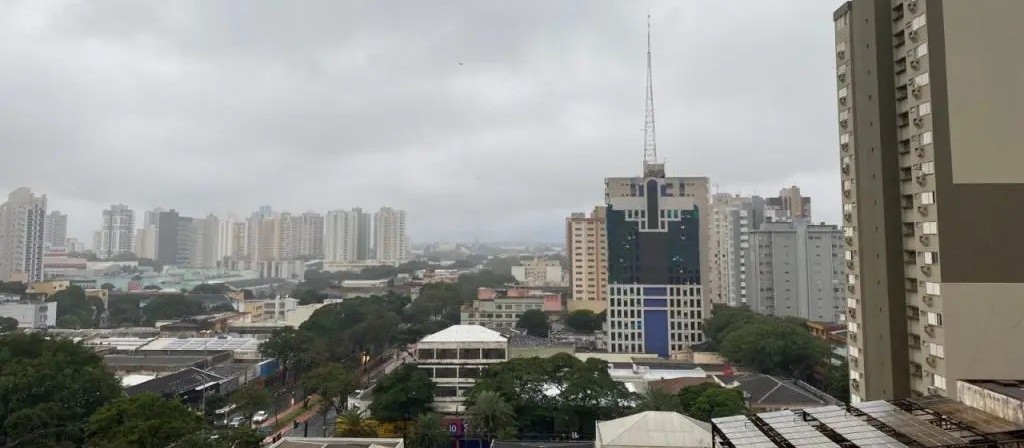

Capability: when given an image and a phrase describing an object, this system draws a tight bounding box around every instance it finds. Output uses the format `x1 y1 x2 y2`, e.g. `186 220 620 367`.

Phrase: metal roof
853 401 965 447
419 325 506 343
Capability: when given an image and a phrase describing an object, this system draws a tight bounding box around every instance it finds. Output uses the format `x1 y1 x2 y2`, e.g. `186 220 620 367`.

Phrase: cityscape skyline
0 1 844 244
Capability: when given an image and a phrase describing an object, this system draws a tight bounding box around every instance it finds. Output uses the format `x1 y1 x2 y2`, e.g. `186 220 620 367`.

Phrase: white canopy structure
595 411 712 448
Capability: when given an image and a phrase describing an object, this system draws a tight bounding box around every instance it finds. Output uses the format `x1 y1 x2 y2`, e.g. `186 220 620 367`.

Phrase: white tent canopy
596 411 712 448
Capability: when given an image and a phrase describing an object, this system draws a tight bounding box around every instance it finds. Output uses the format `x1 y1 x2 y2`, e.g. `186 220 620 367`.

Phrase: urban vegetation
564 309 604 333
515 309 551 337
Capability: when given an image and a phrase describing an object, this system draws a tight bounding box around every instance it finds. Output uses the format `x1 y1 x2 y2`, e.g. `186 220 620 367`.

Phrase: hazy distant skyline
1 1 842 243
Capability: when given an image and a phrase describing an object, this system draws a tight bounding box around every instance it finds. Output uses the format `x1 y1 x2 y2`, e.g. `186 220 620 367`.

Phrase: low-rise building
511 258 565 287
460 287 560 330
0 297 56 329
415 325 508 414
596 411 712 448
714 373 841 412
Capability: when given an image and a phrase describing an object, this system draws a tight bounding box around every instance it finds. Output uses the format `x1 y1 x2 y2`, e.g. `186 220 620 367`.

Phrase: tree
336 409 377 438
85 393 204 448
56 315 82 329
565 310 602 333
142 294 205 324
295 288 324 305
192 283 230 294
676 383 721 414
260 326 300 383
302 363 357 414
703 305 758 350
687 387 746 421
515 309 550 337
0 333 122 447
230 384 272 420
369 364 435 422
467 391 516 440
719 320 826 379
49 285 101 328
825 361 851 403
176 428 262 448
0 316 18 333
99 283 116 291
0 281 27 297
406 413 448 448
107 295 143 327
637 389 684 413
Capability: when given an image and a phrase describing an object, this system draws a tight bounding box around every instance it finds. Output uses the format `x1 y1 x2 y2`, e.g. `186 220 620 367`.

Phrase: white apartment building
96 204 135 259
565 206 607 313
43 211 67 249
289 212 324 259
373 207 407 263
511 258 565 287
0 188 47 282
415 325 508 414
133 224 158 260
709 194 768 307
325 209 361 262
746 219 845 323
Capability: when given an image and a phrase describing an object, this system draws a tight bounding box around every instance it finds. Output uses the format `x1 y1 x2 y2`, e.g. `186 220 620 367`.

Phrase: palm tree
337 409 377 437
467 390 516 440
637 389 685 413
406 413 448 448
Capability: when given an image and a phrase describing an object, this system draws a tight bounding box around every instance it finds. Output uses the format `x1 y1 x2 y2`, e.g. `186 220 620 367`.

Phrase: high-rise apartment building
834 0 1024 402
325 209 361 262
289 212 324 259
96 204 135 259
215 215 247 261
155 209 194 266
708 194 767 307
373 207 408 263
246 213 288 262
355 208 372 261
43 211 67 249
767 186 812 220
566 206 608 313
746 219 845 323
0 188 47 282
134 224 158 260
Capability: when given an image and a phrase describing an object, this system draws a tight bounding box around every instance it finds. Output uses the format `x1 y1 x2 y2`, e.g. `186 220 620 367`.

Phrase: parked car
228 416 245 428
251 410 269 424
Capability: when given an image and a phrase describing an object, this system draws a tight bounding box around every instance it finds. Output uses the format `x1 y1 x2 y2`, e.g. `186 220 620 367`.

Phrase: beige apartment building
565 206 607 313
835 0 1024 403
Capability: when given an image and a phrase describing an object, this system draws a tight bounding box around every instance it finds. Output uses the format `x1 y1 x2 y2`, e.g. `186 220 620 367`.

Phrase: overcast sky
1 0 842 243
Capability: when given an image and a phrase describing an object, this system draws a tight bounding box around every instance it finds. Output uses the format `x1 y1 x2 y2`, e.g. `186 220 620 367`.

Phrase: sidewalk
262 395 323 444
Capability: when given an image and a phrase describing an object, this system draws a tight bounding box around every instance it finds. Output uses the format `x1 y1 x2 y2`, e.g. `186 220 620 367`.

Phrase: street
284 408 337 437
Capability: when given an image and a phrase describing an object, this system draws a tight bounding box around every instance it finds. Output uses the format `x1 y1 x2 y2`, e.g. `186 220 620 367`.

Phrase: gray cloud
0 0 842 243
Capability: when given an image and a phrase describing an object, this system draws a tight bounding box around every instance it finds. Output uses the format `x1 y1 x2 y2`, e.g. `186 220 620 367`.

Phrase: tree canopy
230 384 272 419
0 333 122 447
142 294 205 324
191 283 231 294
705 305 826 380
515 309 550 337
406 413 448 448
468 353 633 438
369 364 435 422
0 316 19 333
48 285 103 328
301 363 357 414
85 393 205 448
467 390 516 440
564 309 603 333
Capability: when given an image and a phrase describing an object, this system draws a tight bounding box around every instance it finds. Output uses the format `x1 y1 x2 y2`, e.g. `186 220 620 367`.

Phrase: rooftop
126 367 223 397
963 379 1024 401
140 337 260 352
597 411 712 448
729 373 839 407
419 325 507 343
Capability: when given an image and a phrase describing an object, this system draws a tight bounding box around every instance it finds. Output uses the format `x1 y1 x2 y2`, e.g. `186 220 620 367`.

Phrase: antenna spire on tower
642 14 664 178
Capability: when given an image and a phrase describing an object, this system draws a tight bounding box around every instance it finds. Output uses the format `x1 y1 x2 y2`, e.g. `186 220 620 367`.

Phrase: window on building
923 251 939 265
913 72 930 86
924 282 941 295
921 161 934 174
920 192 935 205
928 343 945 358
932 374 946 390
922 221 938 234
918 101 931 116
911 15 927 30
926 311 943 326
921 132 934 146
915 42 928 58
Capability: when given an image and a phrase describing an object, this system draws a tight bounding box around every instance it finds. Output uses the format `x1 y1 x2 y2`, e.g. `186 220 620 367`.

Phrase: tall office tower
355 208 372 261
746 219 845 322
708 194 767 306
134 225 158 260
565 206 608 313
155 209 193 266
42 211 67 249
96 204 135 259
143 208 165 228
325 209 361 262
289 212 324 259
0 188 47 282
373 207 408 263
605 21 711 357
766 186 812 220
190 214 220 268
254 205 273 219
835 0 1024 402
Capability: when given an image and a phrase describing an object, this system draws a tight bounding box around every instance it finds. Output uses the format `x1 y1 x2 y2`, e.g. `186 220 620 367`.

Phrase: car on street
251 410 269 425
227 416 245 428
